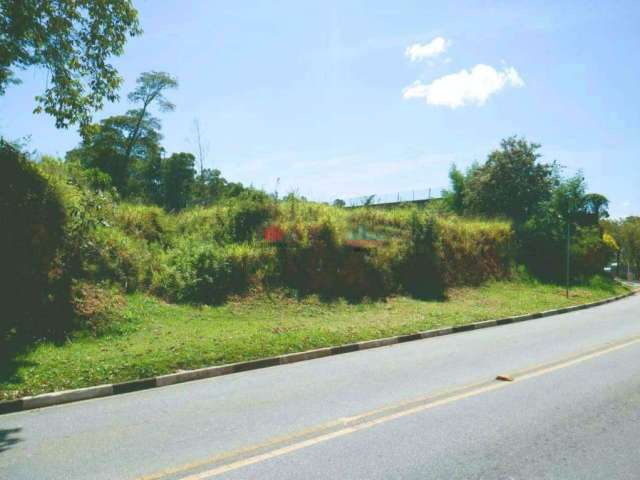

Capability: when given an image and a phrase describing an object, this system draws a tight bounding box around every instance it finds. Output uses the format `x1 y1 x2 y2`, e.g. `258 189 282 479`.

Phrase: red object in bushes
264 225 285 243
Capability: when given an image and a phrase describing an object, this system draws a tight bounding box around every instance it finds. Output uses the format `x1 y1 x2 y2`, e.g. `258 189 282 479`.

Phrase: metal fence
341 188 444 208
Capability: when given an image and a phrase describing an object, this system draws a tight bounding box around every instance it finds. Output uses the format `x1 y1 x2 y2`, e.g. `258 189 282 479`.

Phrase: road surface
1 294 639 479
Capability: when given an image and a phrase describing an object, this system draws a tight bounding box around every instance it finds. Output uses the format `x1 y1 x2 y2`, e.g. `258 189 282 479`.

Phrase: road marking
144 335 640 480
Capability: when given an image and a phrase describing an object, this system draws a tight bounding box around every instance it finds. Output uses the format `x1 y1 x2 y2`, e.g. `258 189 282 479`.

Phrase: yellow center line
145 335 640 480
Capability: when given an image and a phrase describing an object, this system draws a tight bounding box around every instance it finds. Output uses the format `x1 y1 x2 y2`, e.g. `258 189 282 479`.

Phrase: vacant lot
0 277 627 401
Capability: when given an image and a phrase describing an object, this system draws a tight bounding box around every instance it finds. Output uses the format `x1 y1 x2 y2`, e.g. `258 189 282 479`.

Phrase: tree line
64 71 258 211
441 137 616 280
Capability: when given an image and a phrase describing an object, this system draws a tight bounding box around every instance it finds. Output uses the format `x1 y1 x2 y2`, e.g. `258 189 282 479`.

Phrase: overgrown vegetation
2 132 624 345
0 0 141 127
1 130 631 401
442 137 617 281
603 216 640 279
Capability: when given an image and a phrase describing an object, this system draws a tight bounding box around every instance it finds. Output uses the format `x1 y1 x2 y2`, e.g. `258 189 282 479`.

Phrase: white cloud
405 37 449 62
403 64 524 108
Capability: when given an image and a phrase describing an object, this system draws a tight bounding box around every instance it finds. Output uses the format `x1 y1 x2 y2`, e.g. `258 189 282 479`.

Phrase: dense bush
0 143 67 336
0 146 539 324
274 201 390 299
82 226 158 291
226 192 277 243
112 203 170 244
519 218 613 281
70 281 127 336
394 213 445 298
278 215 345 296
570 226 616 278
270 205 514 299
172 192 276 245
153 240 276 304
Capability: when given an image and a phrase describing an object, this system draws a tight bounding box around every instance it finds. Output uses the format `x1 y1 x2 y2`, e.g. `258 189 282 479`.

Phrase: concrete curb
1 290 635 416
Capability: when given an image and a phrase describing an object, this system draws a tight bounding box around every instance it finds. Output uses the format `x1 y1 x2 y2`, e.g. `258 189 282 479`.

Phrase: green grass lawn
0 277 628 401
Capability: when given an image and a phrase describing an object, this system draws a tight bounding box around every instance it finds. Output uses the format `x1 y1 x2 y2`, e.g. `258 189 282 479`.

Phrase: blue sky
1 0 639 217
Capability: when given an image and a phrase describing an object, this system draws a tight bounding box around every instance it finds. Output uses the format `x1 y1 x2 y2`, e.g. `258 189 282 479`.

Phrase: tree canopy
442 136 614 280
0 0 140 127
65 70 257 210
464 137 558 223
605 217 640 277
123 71 178 163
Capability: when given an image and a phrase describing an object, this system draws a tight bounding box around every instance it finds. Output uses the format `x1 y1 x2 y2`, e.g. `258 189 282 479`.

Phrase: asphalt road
1 294 639 479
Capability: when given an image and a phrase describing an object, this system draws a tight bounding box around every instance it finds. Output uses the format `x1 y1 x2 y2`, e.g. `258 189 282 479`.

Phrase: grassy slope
0 278 628 401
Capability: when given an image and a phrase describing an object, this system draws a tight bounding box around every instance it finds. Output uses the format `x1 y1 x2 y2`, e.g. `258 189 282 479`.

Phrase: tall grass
99 199 517 304
437 216 513 285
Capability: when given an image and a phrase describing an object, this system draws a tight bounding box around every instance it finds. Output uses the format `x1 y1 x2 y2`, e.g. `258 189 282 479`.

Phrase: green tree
520 174 611 279
549 173 586 223
192 168 228 206
65 71 177 201
162 152 196 211
548 173 608 227
441 164 469 214
464 137 557 223
124 71 177 164
617 217 640 278
0 0 140 127
67 112 163 198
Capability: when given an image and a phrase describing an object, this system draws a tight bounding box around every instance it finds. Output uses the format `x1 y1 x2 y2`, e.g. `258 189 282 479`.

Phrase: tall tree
124 71 177 164
0 0 140 127
464 137 558 224
67 112 163 198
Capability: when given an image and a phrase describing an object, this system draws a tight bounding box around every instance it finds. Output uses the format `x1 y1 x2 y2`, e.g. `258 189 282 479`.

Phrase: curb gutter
0 290 636 416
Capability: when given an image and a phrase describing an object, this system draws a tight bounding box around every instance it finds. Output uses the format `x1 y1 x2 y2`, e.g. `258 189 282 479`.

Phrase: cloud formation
404 37 449 62
403 64 524 108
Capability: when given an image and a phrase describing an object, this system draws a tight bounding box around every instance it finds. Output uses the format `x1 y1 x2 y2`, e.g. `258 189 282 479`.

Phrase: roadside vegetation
0 135 629 400
0 276 627 401
0 2 633 400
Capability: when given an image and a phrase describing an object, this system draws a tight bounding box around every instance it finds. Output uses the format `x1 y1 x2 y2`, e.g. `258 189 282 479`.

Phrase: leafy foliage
123 71 178 164
518 174 612 280
605 216 640 278
0 0 140 127
154 241 276 304
0 142 66 336
442 164 468 214
395 213 445 298
67 113 164 196
161 152 196 211
463 137 557 223
442 137 613 282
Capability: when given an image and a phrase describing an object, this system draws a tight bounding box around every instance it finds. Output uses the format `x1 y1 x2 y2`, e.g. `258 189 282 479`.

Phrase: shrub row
7 151 610 337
